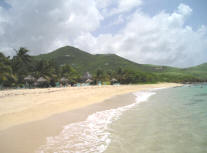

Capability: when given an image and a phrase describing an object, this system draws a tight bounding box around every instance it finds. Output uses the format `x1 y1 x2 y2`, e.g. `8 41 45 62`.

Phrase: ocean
37 84 207 153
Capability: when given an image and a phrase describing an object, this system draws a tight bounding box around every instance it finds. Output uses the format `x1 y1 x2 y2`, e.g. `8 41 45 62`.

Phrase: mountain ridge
34 46 176 72
33 46 207 80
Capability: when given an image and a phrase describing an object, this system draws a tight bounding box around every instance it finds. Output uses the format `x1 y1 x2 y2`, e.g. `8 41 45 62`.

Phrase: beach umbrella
36 77 49 88
111 78 117 82
24 75 36 88
111 78 118 85
37 77 48 83
24 75 35 82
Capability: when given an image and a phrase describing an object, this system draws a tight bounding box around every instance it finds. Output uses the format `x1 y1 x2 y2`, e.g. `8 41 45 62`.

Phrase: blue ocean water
37 85 207 153
105 84 207 153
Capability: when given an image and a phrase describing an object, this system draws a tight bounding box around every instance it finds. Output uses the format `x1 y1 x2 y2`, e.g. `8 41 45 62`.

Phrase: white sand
0 83 181 130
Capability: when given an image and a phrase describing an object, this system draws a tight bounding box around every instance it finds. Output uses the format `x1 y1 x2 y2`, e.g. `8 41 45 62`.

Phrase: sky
0 0 206 67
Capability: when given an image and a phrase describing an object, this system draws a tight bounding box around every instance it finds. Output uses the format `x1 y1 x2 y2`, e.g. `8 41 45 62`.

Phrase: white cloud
110 0 142 15
0 1 207 67
0 0 103 55
74 4 207 67
177 3 192 16
95 0 142 17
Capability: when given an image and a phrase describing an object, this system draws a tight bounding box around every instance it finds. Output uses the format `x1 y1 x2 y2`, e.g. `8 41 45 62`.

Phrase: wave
36 91 156 153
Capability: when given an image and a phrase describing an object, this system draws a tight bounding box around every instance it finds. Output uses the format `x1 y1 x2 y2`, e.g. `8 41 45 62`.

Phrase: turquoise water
37 85 207 153
105 84 207 153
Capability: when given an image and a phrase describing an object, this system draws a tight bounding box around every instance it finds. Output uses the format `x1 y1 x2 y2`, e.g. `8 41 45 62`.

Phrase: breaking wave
36 91 156 153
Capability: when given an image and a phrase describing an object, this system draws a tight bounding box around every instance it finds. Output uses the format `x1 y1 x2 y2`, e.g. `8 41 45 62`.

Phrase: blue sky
1 0 206 31
142 0 207 29
93 0 207 35
0 0 8 8
0 0 206 67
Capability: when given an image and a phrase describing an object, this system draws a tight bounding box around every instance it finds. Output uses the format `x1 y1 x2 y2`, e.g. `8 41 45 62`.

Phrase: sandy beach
0 83 182 153
0 83 181 131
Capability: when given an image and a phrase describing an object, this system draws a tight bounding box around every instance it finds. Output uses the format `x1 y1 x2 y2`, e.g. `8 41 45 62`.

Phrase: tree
11 47 32 84
61 64 80 84
33 60 56 77
95 69 108 83
0 53 16 87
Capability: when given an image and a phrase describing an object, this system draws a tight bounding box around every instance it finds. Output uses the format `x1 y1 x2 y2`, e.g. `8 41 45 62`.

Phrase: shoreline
0 83 181 131
0 83 182 153
0 92 136 153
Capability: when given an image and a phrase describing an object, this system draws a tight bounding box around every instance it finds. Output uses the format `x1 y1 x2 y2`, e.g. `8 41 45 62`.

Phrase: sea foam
36 91 156 153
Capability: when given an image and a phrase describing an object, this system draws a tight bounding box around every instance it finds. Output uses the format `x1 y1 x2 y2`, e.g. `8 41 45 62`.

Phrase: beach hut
24 75 35 82
60 77 69 83
85 79 93 85
24 75 35 88
60 77 69 86
36 77 48 87
82 72 92 82
111 78 118 85
37 77 47 83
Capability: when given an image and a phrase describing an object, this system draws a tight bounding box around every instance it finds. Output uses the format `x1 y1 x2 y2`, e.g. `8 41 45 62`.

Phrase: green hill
183 63 207 79
2 46 206 88
33 46 207 81
34 46 177 74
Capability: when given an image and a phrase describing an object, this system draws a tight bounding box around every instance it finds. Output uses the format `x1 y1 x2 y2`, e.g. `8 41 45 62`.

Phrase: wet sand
0 93 136 153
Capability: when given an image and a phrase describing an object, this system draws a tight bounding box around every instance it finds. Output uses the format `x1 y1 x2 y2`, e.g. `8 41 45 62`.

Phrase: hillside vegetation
34 46 207 81
0 46 206 88
34 46 178 74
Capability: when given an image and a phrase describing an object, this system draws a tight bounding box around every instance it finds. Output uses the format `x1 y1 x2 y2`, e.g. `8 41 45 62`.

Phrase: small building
82 72 92 82
85 79 93 84
36 77 49 87
24 75 35 88
111 78 118 85
60 77 69 86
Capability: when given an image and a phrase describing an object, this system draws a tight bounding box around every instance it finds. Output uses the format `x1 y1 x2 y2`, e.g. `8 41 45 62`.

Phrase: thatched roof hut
37 77 48 83
111 78 118 85
82 72 92 81
24 75 35 82
36 77 49 87
111 78 118 82
60 77 69 83
85 79 93 83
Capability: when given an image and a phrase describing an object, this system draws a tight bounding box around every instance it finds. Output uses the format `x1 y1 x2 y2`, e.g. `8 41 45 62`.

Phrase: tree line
0 47 204 88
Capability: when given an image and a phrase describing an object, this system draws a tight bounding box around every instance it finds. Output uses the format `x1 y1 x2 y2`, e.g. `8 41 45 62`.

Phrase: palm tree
16 47 31 63
12 47 31 70
33 59 60 87
33 60 52 78
11 47 32 83
61 64 80 84
0 53 16 87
